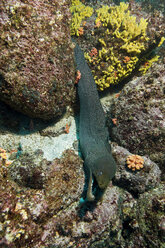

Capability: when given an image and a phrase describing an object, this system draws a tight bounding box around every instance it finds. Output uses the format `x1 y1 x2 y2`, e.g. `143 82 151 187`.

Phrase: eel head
92 155 116 189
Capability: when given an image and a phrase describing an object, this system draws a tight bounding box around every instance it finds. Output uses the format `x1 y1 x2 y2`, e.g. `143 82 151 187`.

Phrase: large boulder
0 0 75 120
108 64 165 176
112 144 161 196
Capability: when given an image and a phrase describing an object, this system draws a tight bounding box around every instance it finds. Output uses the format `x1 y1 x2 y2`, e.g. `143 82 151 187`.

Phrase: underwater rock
0 150 84 246
137 184 165 248
0 148 125 247
117 183 165 248
9 150 47 189
37 185 122 248
0 0 75 120
0 146 163 247
140 0 165 15
108 64 165 178
112 144 161 196
8 150 84 214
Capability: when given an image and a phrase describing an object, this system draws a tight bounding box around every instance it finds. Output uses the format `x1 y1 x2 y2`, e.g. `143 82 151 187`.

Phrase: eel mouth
86 170 107 202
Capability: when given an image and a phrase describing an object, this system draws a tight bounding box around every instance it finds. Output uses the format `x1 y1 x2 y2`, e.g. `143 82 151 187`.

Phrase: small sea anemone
126 154 144 171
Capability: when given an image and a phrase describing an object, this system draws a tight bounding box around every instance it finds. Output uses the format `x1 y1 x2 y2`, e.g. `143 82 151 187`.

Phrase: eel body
74 43 116 201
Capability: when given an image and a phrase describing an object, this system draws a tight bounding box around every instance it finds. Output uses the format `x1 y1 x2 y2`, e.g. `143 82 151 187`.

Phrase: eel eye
98 171 103 176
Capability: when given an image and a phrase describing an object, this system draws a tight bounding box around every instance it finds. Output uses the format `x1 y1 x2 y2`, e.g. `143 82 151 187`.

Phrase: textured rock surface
0 143 162 247
0 0 75 120
108 64 165 176
137 184 165 248
0 150 85 247
0 149 123 248
112 144 161 196
37 185 122 248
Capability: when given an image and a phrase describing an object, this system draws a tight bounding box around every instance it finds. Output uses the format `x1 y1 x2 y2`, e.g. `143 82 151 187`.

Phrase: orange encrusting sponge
126 154 144 171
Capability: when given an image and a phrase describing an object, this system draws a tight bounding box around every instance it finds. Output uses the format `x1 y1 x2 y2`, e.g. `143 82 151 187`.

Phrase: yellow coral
139 55 160 74
71 2 161 91
96 2 148 43
158 37 165 47
121 41 145 54
85 2 150 90
126 154 144 171
70 0 93 36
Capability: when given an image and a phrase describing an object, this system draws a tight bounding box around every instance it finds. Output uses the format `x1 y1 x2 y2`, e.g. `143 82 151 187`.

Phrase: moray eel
74 43 116 201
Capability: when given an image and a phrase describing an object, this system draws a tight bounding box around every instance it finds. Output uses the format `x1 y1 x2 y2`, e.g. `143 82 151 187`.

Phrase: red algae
0 0 75 120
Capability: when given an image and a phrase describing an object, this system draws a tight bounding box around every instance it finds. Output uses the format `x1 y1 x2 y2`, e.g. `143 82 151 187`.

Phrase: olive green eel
74 43 116 201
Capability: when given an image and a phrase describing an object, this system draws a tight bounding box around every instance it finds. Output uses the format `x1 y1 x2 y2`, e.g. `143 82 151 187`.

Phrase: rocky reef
108 63 165 178
0 0 75 120
0 0 164 247
137 184 165 248
0 150 85 247
70 0 165 90
112 144 161 196
0 144 164 248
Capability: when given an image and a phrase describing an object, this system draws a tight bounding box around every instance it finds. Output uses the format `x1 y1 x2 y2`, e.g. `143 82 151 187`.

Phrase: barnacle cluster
126 154 144 171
